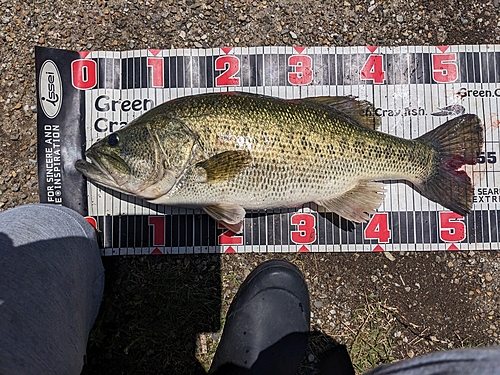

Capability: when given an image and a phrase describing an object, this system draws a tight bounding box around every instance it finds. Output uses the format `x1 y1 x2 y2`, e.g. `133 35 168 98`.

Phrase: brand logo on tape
39 60 63 119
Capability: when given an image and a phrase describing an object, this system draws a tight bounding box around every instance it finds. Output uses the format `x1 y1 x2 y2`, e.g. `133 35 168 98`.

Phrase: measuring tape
36 45 500 255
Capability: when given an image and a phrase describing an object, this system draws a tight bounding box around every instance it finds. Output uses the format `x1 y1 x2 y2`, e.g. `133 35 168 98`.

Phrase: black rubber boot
209 260 310 375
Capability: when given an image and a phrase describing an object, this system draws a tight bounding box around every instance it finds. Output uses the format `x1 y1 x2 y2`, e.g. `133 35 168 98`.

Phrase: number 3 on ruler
291 213 316 244
215 55 240 86
364 213 391 243
288 55 313 85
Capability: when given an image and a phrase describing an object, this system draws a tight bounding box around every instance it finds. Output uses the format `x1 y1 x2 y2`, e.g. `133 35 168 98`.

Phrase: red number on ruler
148 216 165 246
71 59 97 89
217 223 243 245
439 212 466 242
85 217 97 229
288 55 313 85
147 57 164 87
360 55 385 84
291 213 316 244
432 53 458 83
215 55 240 86
364 213 391 243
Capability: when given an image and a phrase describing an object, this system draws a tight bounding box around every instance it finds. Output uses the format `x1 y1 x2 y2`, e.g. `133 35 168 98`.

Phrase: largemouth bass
75 92 483 233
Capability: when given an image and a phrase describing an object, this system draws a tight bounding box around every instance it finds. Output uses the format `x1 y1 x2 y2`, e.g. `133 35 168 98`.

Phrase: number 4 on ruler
360 55 385 84
364 213 391 243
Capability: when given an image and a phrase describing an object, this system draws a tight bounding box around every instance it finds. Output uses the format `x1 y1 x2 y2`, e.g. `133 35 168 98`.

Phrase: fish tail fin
415 114 483 216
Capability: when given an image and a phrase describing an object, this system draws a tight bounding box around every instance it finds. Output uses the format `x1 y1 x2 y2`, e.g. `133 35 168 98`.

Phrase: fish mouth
75 150 130 188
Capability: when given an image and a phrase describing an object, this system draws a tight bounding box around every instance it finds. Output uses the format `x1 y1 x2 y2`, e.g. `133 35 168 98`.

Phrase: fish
75 92 483 233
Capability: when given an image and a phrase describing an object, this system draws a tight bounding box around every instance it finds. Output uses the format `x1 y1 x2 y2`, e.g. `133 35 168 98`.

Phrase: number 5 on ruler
439 212 466 242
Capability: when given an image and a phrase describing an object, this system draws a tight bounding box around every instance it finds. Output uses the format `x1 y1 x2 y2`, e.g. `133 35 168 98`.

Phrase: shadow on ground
82 255 222 375
81 254 346 375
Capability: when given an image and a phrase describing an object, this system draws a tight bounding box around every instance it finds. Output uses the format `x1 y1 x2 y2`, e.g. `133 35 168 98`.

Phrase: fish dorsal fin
196 150 252 183
303 96 381 130
204 204 246 233
315 182 385 223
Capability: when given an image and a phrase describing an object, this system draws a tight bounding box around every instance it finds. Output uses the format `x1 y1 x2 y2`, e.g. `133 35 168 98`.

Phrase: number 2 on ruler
218 223 243 245
215 55 240 86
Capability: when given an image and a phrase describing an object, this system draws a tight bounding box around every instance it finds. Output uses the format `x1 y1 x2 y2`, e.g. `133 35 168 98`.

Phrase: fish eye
108 133 119 147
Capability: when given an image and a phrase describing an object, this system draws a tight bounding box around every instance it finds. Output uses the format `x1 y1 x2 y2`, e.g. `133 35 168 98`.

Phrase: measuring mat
36 45 500 255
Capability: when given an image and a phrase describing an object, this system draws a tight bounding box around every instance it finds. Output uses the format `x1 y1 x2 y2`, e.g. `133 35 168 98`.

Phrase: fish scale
164 94 431 208
75 92 483 233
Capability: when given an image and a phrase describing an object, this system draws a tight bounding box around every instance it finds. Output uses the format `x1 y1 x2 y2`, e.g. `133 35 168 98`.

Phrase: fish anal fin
315 182 385 223
204 204 246 233
302 96 381 130
197 150 252 183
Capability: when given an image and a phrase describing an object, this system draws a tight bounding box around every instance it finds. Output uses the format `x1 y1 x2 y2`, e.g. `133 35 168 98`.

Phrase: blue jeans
1 204 499 374
0 204 104 374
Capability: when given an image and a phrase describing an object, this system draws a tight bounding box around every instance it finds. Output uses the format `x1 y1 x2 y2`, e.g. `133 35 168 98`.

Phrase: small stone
485 273 493 282
13 102 21 110
307 353 315 362
193 42 203 48
211 332 220 341
289 31 297 39
368 4 376 12
179 30 186 39
396 15 404 22
384 252 396 261
314 301 323 308
11 184 20 192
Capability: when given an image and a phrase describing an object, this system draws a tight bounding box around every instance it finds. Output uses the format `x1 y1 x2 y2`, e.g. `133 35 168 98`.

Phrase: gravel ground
1 0 500 374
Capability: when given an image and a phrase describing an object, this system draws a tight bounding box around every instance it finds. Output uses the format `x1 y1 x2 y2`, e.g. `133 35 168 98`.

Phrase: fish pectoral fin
315 182 385 223
196 150 252 183
302 96 381 130
203 204 246 233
